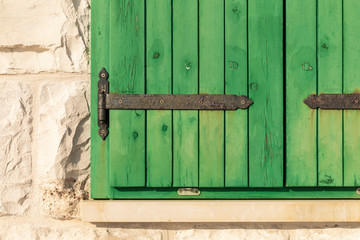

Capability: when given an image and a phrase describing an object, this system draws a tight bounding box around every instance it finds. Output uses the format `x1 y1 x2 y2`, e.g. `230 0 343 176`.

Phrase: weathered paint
317 0 343 186
109 0 146 187
198 0 225 187
172 0 199 187
286 0 317 187
225 0 248 187
90 0 111 198
146 0 172 187
248 0 283 187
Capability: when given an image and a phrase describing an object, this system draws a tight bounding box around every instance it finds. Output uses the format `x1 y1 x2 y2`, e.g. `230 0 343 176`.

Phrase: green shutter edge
91 187 360 199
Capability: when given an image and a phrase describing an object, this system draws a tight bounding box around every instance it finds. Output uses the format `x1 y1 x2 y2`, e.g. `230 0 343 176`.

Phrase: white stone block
2 217 360 240
0 81 32 216
0 223 34 240
36 78 90 219
0 0 90 74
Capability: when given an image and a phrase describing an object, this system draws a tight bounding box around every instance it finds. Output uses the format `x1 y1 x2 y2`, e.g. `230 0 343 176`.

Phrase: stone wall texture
1 0 360 239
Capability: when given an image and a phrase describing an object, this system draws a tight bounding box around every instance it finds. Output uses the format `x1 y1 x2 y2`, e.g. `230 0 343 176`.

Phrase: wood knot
302 62 313 71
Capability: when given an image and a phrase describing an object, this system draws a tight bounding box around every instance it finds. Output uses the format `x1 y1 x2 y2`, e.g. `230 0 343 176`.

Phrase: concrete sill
80 200 360 222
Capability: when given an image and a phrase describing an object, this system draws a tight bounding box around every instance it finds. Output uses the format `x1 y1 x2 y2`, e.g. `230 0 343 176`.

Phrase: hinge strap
304 94 360 109
97 68 253 140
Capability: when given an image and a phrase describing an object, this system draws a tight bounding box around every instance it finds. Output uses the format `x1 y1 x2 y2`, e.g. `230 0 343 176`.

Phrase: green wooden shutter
286 0 360 188
91 0 360 199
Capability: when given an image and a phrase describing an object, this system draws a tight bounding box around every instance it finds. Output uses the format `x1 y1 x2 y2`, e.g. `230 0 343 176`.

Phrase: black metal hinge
304 94 360 110
98 68 253 140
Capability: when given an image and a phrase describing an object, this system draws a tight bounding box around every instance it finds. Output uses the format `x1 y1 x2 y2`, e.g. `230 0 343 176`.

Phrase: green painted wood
286 0 317 187
317 0 343 187
173 0 199 187
90 0 112 198
112 187 360 199
91 0 360 198
199 0 225 187
248 0 283 187
109 0 146 187
344 0 360 186
224 0 248 187
146 0 172 187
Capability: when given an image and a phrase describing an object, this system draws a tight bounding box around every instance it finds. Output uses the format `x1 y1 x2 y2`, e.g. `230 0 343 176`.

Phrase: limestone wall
0 0 359 239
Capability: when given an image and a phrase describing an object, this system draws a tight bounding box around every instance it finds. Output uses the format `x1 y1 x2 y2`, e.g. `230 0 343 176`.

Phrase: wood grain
248 0 283 187
225 0 248 187
109 0 146 187
344 0 360 186
90 0 112 198
317 0 343 186
199 0 225 187
146 0 172 187
286 0 317 187
173 0 199 187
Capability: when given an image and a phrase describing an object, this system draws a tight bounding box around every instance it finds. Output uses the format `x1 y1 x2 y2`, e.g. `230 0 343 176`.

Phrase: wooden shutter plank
286 0 317 187
146 0 172 187
248 0 283 187
344 0 360 186
91 0 112 198
199 0 225 187
109 0 146 187
173 0 199 187
318 0 343 187
225 0 248 187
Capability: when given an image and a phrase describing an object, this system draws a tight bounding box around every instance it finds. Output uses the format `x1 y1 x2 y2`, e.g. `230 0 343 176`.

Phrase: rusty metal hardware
304 94 360 110
98 68 253 140
106 94 252 110
98 68 109 140
177 188 201 196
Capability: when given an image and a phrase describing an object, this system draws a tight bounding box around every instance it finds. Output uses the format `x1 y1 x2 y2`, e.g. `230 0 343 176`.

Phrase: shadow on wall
38 80 91 220
92 222 360 230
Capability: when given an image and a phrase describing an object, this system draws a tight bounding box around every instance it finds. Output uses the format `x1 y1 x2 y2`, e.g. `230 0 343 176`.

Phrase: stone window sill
80 200 360 222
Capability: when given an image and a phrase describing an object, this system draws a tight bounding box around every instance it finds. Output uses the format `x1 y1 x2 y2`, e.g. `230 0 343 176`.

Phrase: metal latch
98 68 253 140
177 188 201 196
304 94 360 110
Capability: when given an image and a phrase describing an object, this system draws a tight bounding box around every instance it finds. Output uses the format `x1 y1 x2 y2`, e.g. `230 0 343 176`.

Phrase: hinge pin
98 68 109 140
